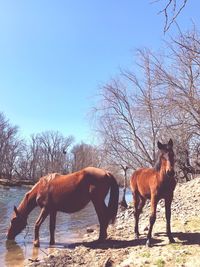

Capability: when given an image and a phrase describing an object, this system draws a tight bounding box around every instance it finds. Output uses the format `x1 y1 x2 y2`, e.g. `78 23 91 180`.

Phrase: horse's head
7 206 27 240
157 138 175 174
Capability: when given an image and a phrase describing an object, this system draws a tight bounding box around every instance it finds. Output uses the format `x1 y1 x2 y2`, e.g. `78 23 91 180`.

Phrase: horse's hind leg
34 207 49 247
137 197 146 236
49 210 57 245
133 192 146 239
92 198 109 241
165 195 175 243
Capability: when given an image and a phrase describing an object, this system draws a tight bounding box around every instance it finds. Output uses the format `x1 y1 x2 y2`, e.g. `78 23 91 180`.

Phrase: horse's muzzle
166 169 175 177
6 232 15 240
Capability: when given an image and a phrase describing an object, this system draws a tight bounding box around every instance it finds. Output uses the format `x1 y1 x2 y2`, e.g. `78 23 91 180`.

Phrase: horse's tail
107 173 119 224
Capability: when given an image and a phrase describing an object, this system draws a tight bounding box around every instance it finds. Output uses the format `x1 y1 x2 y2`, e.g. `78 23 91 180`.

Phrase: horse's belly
52 193 90 213
59 200 90 213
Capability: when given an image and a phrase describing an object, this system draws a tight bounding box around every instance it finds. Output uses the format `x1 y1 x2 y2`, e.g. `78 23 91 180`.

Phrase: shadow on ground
174 232 200 245
57 237 162 249
17 231 200 252
154 231 200 246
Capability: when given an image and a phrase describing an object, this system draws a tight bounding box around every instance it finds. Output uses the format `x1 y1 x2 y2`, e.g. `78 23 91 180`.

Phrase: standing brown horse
130 139 176 247
7 167 119 247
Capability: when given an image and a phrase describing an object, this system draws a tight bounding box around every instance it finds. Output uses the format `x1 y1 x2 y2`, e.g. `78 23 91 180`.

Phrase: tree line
0 112 101 182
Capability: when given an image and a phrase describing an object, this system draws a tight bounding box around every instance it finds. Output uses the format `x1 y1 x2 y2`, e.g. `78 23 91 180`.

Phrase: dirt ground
26 177 200 267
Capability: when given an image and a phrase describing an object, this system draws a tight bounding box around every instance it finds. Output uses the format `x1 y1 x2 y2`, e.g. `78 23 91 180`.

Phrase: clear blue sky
0 0 199 144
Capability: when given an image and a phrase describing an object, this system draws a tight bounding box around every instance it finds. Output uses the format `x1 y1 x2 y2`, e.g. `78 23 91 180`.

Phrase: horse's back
38 167 111 193
83 167 111 180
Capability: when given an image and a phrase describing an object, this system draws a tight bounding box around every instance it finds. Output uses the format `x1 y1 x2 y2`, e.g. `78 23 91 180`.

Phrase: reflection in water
5 241 44 267
5 240 24 267
31 247 39 261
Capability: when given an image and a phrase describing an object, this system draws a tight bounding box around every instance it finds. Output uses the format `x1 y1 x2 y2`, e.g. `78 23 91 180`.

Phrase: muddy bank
26 177 200 267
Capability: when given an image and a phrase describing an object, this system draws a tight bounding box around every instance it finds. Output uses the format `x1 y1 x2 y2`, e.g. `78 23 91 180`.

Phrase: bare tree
71 142 101 172
16 131 74 181
119 165 129 208
152 29 200 179
37 131 73 174
93 28 200 182
0 112 23 179
94 50 167 174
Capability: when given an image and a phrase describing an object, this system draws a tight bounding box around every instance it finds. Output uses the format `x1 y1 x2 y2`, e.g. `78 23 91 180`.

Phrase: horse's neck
159 159 174 180
159 166 167 180
18 185 38 218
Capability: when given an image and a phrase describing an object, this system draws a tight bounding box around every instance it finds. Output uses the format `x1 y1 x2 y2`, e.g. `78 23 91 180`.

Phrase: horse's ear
168 139 173 148
14 206 19 216
157 141 164 150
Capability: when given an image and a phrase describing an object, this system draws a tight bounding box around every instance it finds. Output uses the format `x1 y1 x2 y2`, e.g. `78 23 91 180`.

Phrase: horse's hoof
146 239 152 247
97 236 107 243
98 237 106 243
169 237 175 243
33 240 40 247
98 232 107 242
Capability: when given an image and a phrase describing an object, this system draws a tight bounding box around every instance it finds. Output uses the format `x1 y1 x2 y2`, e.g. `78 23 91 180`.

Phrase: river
0 185 132 267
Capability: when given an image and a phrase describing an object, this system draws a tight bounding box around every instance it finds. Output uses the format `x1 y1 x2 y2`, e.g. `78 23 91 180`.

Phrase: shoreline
0 178 35 187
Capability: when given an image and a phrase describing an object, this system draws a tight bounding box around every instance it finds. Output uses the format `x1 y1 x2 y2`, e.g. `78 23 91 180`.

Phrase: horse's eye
11 217 18 224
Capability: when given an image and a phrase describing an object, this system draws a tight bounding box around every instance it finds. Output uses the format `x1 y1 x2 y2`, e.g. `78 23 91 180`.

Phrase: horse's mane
153 151 162 171
40 173 60 184
16 181 39 216
17 173 60 216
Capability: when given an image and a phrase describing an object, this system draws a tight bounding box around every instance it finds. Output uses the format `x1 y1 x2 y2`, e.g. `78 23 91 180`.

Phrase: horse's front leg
165 195 175 243
34 207 49 247
146 195 158 247
49 210 57 245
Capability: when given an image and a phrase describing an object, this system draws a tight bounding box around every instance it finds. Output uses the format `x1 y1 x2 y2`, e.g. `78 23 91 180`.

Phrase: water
0 186 132 267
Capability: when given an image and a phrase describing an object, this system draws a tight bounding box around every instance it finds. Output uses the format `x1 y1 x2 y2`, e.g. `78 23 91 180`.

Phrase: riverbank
27 177 200 267
0 178 35 187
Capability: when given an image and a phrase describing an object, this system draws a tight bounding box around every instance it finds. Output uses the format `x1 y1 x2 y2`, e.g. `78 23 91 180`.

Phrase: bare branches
94 58 164 171
0 112 22 179
93 27 200 181
155 0 188 32
71 142 101 171
15 131 74 181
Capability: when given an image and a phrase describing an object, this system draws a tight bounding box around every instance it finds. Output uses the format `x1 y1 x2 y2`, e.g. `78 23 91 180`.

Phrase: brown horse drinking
130 139 176 247
7 167 119 247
